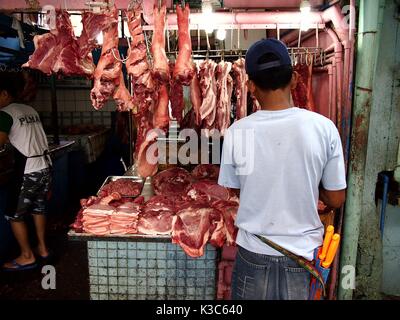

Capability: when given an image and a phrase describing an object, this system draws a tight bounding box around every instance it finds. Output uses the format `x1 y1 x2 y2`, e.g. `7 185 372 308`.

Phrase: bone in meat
189 62 202 126
173 4 195 85
215 61 233 135
151 2 169 83
232 58 248 120
90 5 122 110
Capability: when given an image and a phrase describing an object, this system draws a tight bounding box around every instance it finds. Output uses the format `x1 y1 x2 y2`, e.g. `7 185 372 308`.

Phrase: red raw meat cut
187 181 230 202
213 200 239 245
199 60 218 124
251 94 261 113
291 61 315 111
151 3 169 83
192 164 220 181
173 4 195 85
232 58 248 120
77 10 116 59
180 107 201 133
152 167 192 196
153 83 171 130
138 194 192 235
126 2 155 106
90 5 122 110
133 111 160 178
110 202 141 234
113 72 135 112
169 62 185 124
172 203 213 257
145 194 188 211
127 2 160 178
189 62 203 126
215 61 233 135
23 10 99 77
98 179 142 197
209 208 226 248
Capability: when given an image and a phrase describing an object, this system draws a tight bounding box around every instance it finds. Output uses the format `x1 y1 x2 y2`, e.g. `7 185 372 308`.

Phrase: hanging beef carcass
169 61 185 124
189 62 202 126
126 1 159 178
153 83 170 130
215 61 233 135
173 3 195 85
199 59 218 125
23 10 102 76
232 58 248 120
90 5 123 110
113 72 135 112
251 94 261 113
151 2 169 83
291 59 315 111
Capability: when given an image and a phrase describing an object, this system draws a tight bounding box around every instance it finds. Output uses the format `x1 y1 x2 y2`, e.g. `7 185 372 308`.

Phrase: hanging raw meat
169 62 185 124
153 84 170 130
251 94 261 113
291 60 315 111
113 72 135 112
126 2 159 178
151 2 169 83
232 58 248 120
90 5 122 110
189 62 202 126
173 3 195 85
23 10 97 76
77 9 116 59
133 111 159 178
199 59 218 123
215 61 233 135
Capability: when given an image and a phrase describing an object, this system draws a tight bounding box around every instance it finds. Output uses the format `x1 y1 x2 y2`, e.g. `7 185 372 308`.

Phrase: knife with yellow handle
319 225 334 262
321 234 341 269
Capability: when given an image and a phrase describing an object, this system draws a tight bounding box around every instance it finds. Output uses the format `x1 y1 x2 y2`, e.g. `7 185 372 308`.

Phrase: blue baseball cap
245 38 292 77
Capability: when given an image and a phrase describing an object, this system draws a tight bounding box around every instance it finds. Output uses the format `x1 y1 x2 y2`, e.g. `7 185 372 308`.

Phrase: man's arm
319 187 346 209
0 131 8 148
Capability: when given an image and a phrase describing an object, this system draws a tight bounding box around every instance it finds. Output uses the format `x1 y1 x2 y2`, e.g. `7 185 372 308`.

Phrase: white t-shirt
218 107 347 261
1 103 50 174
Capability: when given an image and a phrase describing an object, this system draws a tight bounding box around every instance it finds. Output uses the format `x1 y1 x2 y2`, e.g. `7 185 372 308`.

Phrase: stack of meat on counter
71 164 238 258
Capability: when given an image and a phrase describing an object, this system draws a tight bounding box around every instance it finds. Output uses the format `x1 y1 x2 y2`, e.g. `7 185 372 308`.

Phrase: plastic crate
87 240 218 300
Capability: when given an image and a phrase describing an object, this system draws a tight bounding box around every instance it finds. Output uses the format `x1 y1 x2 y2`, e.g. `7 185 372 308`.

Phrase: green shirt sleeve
0 111 13 134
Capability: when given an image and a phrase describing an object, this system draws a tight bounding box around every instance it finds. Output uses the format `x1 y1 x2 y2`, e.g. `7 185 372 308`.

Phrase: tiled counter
68 232 218 300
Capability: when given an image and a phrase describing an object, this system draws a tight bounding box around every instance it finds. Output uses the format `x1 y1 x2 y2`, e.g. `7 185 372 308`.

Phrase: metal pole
50 75 59 145
338 0 385 300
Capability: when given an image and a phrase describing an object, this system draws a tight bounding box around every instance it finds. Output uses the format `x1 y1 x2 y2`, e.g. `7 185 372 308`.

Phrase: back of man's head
245 39 293 91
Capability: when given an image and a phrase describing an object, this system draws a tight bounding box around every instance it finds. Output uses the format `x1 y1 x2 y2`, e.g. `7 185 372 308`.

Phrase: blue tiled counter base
87 241 217 300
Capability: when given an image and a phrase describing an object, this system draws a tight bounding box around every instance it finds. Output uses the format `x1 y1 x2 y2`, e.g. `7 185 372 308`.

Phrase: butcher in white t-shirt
218 39 346 300
0 72 52 271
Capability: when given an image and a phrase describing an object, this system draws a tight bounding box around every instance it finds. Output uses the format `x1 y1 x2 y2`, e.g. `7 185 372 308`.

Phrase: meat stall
11 0 355 300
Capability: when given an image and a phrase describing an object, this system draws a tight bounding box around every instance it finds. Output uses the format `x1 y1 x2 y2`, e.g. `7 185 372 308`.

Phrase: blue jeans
231 246 310 300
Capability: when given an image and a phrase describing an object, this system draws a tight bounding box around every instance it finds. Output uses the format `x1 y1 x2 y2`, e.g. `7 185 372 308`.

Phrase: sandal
2 259 38 272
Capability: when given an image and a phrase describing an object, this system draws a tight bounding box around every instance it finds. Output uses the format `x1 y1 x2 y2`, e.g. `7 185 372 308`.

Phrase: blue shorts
5 168 52 222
